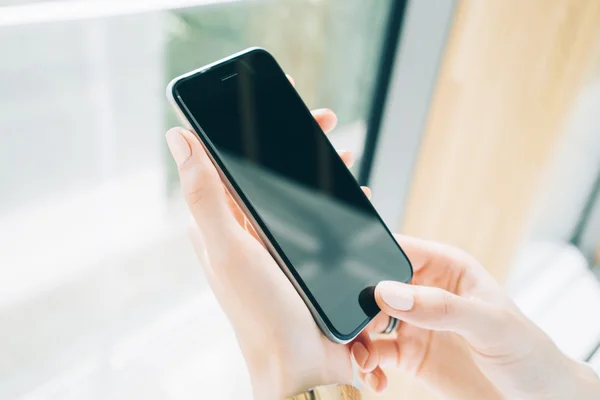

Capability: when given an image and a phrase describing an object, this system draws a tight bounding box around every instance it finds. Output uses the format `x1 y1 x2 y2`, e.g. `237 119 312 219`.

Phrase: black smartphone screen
173 49 412 340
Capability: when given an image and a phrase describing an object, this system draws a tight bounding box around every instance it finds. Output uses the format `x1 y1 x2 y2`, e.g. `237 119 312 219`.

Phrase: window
0 1 393 398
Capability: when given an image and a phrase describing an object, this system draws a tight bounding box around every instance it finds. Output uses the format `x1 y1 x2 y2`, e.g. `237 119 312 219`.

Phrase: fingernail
365 372 379 391
351 342 369 368
166 129 191 167
379 281 414 311
340 150 355 164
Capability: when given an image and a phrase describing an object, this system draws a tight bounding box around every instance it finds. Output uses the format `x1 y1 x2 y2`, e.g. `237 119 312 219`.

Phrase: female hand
165 108 364 400
353 235 600 399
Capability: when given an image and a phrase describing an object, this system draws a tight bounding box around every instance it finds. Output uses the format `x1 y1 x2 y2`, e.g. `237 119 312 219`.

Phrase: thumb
166 128 241 247
375 281 506 348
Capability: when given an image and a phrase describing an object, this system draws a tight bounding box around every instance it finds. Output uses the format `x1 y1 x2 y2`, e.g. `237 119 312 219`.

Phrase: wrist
528 356 600 400
244 345 350 400
419 352 503 400
563 359 600 400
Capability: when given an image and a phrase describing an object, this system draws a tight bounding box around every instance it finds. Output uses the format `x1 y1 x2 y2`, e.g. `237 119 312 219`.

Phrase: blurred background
0 0 599 399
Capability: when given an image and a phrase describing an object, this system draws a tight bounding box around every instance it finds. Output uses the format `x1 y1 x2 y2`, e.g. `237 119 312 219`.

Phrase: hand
166 107 365 399
352 236 600 399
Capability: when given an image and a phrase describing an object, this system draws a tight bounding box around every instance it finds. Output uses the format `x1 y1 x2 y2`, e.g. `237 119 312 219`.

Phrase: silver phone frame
167 47 372 344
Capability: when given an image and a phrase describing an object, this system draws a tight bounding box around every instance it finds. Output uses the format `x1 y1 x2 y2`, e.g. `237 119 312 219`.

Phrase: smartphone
167 48 413 343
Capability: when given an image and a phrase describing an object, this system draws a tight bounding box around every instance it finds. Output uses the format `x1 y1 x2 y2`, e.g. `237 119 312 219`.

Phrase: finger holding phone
166 49 600 399
166 117 355 399
167 48 414 345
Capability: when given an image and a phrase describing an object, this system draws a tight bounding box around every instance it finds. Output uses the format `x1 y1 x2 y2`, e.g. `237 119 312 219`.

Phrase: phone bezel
166 47 413 343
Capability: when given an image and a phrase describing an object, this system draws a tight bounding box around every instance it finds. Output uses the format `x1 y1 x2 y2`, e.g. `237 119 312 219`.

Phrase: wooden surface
366 1 600 399
401 0 600 280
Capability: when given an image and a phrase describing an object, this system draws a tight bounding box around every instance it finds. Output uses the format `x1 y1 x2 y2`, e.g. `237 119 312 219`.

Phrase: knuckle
182 165 221 206
439 291 454 319
494 308 519 334
185 185 211 207
430 289 455 322
472 301 518 339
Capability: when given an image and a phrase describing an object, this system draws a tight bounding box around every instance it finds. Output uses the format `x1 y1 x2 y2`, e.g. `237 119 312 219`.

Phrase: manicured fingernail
379 281 414 311
351 342 369 368
340 150 355 166
365 372 379 391
166 129 191 167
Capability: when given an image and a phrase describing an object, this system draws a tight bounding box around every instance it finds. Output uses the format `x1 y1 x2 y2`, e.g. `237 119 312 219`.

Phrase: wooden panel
366 1 600 399
402 0 600 280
